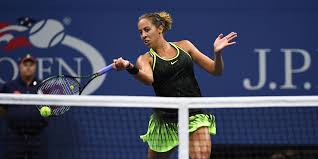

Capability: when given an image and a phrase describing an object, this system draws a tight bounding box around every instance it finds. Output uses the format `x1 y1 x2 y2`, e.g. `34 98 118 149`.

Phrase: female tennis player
113 11 237 159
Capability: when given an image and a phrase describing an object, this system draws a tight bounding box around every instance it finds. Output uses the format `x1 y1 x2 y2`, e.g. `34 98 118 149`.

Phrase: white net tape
1 94 318 108
1 93 318 159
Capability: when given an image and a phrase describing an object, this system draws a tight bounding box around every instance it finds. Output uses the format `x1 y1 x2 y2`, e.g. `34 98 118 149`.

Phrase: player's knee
190 153 210 159
190 148 211 159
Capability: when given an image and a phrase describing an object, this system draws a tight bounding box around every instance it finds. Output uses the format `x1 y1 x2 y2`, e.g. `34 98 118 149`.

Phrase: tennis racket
37 64 113 116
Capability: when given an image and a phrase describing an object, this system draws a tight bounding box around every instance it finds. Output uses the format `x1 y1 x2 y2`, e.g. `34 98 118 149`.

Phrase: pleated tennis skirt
140 113 216 152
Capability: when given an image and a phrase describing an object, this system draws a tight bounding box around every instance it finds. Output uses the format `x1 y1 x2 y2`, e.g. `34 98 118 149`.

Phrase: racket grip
96 64 113 75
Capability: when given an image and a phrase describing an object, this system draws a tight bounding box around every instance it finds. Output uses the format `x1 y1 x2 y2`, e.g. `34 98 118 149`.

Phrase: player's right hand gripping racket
37 64 113 116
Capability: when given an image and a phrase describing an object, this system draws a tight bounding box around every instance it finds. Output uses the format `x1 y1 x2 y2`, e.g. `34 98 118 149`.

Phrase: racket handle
96 64 113 76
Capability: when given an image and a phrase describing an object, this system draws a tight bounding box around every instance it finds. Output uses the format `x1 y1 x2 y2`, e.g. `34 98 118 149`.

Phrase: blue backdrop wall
1 0 318 158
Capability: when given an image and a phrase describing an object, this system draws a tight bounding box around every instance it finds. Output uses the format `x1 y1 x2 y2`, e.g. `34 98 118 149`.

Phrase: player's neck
152 39 171 55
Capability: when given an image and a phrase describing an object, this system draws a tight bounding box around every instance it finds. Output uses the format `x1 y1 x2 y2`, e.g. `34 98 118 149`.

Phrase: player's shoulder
137 52 153 63
174 40 193 46
140 51 153 59
173 40 194 53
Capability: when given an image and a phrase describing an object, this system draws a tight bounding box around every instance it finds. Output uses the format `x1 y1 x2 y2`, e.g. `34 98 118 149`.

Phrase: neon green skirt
140 113 216 152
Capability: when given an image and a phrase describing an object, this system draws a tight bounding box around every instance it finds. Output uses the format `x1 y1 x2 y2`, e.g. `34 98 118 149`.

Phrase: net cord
0 94 317 108
1 93 318 159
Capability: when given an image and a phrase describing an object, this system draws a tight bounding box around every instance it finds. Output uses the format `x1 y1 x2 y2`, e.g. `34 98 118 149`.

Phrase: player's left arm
176 32 237 76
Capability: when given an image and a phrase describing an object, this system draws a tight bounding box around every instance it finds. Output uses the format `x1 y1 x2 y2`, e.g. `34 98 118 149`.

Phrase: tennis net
0 94 317 159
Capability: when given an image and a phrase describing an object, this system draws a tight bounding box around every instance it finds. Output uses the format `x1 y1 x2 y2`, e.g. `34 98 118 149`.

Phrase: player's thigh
189 127 212 159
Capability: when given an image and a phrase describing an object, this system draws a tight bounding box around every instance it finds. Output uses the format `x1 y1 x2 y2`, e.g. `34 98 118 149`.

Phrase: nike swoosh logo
170 60 178 65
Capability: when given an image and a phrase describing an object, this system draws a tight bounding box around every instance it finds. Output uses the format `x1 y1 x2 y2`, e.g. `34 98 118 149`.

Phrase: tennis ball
40 106 52 117
70 85 74 90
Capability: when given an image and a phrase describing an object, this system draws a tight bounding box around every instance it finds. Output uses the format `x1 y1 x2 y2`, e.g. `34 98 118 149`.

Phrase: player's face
138 18 161 48
19 61 36 78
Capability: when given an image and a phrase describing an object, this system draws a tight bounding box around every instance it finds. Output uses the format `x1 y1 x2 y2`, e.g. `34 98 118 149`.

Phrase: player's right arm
113 53 154 85
133 53 154 85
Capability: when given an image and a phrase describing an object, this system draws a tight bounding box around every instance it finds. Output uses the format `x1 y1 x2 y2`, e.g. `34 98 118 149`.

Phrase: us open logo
0 18 107 94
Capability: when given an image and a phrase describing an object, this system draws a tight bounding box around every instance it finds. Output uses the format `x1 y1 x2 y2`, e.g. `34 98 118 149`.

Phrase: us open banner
1 1 317 97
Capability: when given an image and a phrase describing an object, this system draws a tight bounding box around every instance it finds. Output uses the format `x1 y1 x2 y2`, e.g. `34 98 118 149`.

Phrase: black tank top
150 42 201 97
149 42 203 121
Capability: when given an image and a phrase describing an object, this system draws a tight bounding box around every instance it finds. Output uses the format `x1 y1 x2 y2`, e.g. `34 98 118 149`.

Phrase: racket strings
37 76 80 115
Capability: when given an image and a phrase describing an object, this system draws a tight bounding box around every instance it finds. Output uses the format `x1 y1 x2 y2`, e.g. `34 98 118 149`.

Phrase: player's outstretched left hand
213 32 238 54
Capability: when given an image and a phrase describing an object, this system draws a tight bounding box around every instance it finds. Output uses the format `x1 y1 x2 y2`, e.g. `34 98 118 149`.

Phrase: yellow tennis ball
40 106 52 117
70 85 74 90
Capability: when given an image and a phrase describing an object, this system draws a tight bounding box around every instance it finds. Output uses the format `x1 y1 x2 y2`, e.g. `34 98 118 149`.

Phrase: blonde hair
139 11 173 33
